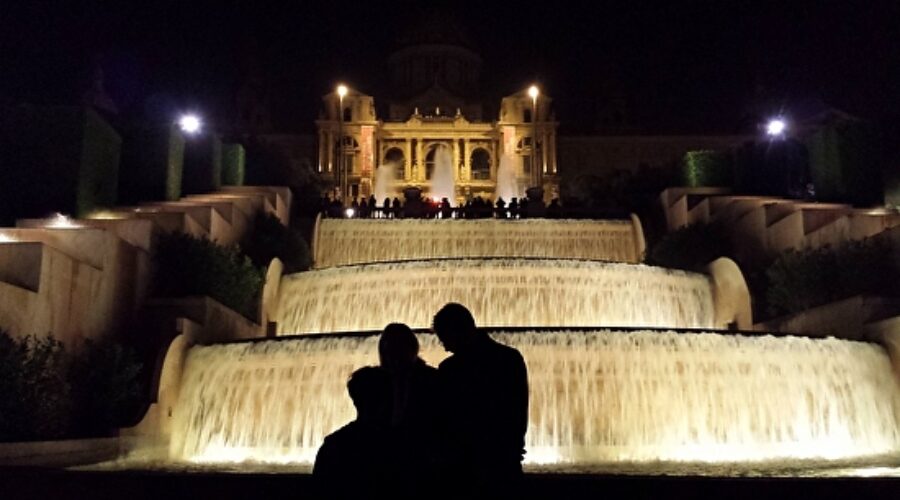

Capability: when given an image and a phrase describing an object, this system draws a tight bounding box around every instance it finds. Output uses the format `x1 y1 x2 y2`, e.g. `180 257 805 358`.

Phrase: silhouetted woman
378 323 442 489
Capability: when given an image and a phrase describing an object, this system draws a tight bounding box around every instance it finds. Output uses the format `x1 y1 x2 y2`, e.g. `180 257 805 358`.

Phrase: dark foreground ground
1 468 900 500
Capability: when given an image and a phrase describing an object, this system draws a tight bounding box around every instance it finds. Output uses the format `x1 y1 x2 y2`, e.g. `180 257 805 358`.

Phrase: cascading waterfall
312 218 641 268
170 330 900 467
274 259 715 334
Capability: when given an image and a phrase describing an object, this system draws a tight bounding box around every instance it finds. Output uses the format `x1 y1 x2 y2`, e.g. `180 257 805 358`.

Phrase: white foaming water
495 153 520 202
170 330 900 467
428 146 455 202
373 163 396 205
312 218 642 268
275 259 715 334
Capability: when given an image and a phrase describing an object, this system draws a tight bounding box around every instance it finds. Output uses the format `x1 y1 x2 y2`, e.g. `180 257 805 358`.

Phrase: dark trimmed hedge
182 134 222 194
119 124 184 203
805 120 883 206
0 106 120 224
765 235 898 316
222 143 246 186
153 232 264 319
681 150 732 187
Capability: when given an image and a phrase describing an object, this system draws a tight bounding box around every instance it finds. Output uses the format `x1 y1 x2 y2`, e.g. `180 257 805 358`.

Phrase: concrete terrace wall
661 188 900 264
0 186 291 344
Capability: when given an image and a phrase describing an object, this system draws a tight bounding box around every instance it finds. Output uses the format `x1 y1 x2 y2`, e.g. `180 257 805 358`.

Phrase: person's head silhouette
379 323 420 372
347 366 392 424
432 302 478 353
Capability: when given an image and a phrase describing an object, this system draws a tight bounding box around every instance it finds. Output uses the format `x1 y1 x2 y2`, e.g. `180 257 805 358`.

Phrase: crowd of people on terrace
319 193 563 219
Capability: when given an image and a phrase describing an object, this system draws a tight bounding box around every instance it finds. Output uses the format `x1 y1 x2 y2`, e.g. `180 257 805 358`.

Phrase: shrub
242 212 312 273
154 232 264 319
69 339 144 436
0 331 145 442
0 332 71 441
765 235 897 316
646 222 731 271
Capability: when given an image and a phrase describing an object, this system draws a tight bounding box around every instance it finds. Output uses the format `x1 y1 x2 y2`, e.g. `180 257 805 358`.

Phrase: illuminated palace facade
315 32 559 204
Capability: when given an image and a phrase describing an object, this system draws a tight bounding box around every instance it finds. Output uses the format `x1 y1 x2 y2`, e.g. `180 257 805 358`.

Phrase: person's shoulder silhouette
313 366 394 498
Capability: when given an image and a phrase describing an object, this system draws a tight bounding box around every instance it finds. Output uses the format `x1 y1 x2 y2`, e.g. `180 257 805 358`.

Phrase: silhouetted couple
313 303 529 498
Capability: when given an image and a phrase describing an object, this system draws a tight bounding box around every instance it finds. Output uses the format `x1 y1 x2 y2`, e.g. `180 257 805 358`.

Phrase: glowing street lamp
337 84 349 204
179 114 202 134
766 118 787 137
528 85 540 188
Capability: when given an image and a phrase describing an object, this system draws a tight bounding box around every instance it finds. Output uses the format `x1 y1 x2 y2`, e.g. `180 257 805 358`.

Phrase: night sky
2 1 899 134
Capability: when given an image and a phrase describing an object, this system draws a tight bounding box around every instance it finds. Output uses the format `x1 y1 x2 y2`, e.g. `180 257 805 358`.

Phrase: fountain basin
165 329 900 469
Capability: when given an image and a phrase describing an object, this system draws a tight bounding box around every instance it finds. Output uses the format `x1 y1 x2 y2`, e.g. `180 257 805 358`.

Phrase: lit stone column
453 139 460 181
542 130 549 174
462 139 470 181
317 131 325 172
405 138 413 181
325 131 334 173
416 139 425 182
550 131 558 174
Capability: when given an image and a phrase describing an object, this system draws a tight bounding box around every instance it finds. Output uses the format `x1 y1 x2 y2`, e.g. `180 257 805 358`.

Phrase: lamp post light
528 85 540 189
766 117 787 137
178 114 202 134
337 84 348 204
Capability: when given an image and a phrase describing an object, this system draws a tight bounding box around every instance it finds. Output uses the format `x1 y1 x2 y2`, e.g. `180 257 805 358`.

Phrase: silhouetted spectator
368 195 378 215
379 323 442 491
392 197 402 218
383 197 392 218
350 198 360 217
508 198 519 219
328 198 343 218
313 366 394 498
495 197 507 219
440 198 452 219
431 303 528 496
519 198 529 219
359 198 370 218
547 198 561 219
463 199 473 219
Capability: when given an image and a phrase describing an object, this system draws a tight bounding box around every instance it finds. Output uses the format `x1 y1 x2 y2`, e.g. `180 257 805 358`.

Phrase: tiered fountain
141 212 900 475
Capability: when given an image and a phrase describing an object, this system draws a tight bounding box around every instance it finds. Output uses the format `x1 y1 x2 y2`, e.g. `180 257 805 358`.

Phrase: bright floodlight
179 114 202 134
766 118 786 136
337 84 348 98
528 85 539 99
344 208 355 218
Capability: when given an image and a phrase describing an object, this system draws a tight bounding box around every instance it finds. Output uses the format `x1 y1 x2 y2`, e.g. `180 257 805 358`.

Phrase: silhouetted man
432 303 529 495
313 366 394 498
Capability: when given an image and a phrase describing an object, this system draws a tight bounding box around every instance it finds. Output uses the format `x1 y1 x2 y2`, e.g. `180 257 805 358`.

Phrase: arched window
342 107 352 122
383 147 405 180
470 148 491 180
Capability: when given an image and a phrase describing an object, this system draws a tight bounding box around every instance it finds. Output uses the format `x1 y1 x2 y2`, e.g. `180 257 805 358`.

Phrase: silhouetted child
432 303 529 496
313 366 394 498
